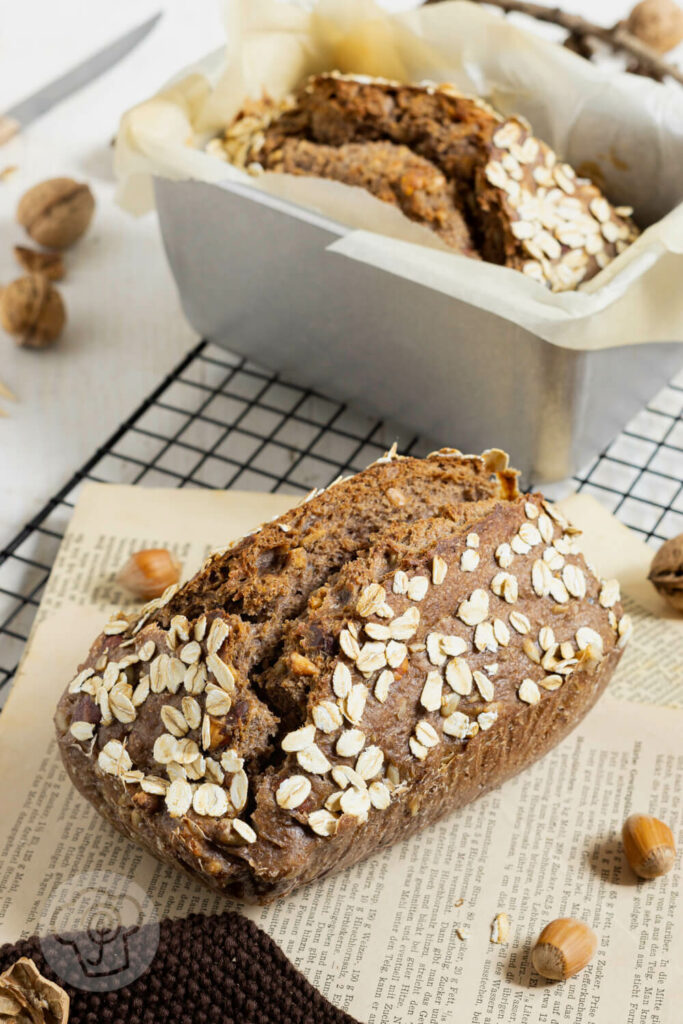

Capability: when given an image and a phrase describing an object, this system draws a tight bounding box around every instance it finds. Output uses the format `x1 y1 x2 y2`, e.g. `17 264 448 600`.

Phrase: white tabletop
0 0 671 548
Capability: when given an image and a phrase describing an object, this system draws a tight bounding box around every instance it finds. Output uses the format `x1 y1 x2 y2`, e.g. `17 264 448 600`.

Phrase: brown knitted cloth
0 911 361 1024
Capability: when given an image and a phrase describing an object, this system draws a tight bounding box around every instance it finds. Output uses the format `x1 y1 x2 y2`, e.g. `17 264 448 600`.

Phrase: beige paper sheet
0 485 681 1023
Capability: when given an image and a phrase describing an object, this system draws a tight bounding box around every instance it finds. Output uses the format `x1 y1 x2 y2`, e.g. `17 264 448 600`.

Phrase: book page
0 484 681 1023
561 494 683 710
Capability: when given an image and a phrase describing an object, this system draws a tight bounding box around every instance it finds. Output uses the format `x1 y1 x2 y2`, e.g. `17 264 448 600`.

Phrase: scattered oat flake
460 549 480 573
332 661 352 698
340 786 371 819
297 743 331 775
374 669 393 703
340 629 361 661
282 724 316 753
432 556 448 585
409 737 429 761
165 778 193 818
193 782 229 817
356 745 384 781
518 678 541 705
393 570 409 595
491 912 511 944
356 641 386 674
336 728 366 758
357 583 386 617
390 606 420 640
308 809 338 836
457 588 489 626
70 721 94 742
344 682 368 724
232 818 257 843
407 576 429 602
599 578 620 608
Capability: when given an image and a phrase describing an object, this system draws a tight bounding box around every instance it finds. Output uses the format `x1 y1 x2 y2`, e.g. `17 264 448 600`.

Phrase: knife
0 13 162 145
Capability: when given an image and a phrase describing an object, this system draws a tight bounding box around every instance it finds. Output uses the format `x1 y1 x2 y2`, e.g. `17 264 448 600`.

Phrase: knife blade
0 13 162 144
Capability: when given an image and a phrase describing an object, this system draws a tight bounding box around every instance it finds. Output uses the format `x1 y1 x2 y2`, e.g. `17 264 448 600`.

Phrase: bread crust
55 453 629 903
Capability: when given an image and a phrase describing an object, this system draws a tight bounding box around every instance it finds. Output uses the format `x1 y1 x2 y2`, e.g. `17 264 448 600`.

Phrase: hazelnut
626 0 683 53
648 534 683 612
622 812 677 879
17 176 95 249
532 918 597 981
0 957 69 1024
116 548 181 600
14 245 65 281
0 274 66 349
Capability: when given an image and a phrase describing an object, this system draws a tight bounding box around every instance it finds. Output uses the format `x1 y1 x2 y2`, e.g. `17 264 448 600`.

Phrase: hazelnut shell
17 177 95 249
648 534 683 612
532 918 597 981
116 549 182 601
0 274 66 349
622 812 677 878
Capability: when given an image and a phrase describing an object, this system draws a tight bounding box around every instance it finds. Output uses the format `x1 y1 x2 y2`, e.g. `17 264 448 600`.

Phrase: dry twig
424 0 683 85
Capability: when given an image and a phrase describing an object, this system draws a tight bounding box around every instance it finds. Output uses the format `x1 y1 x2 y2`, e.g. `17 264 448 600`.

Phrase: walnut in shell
0 274 66 349
0 957 69 1024
13 246 65 282
626 0 683 53
648 534 683 612
17 177 95 249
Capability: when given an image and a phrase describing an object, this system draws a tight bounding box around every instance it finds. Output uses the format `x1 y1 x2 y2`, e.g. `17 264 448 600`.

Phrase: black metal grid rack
1 340 682 706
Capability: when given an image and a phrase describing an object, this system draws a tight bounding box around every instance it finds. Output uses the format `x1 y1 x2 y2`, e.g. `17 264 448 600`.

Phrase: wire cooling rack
1 339 682 706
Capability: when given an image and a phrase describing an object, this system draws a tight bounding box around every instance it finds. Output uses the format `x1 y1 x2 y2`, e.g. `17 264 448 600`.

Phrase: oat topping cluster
484 120 638 292
65 478 631 851
67 595 257 846
271 497 630 839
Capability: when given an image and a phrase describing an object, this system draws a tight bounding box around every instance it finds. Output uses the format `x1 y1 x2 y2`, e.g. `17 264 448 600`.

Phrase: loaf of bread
253 136 479 257
54 449 630 902
209 73 639 292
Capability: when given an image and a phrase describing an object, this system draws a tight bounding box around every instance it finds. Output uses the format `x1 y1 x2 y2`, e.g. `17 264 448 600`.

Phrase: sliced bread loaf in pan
214 73 639 292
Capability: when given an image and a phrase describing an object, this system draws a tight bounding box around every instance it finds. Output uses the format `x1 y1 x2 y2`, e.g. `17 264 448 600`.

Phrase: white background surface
0 0 675 546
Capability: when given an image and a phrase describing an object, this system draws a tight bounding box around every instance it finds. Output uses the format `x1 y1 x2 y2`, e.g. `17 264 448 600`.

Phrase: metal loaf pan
154 176 683 484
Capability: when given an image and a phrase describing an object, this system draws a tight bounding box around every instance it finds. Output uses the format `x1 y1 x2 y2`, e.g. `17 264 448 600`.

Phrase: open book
0 485 680 1022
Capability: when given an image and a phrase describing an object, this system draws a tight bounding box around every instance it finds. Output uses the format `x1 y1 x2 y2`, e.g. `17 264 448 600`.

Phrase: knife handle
0 116 20 145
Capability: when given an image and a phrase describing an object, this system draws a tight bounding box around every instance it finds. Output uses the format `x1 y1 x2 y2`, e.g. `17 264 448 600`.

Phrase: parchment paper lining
114 0 683 349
